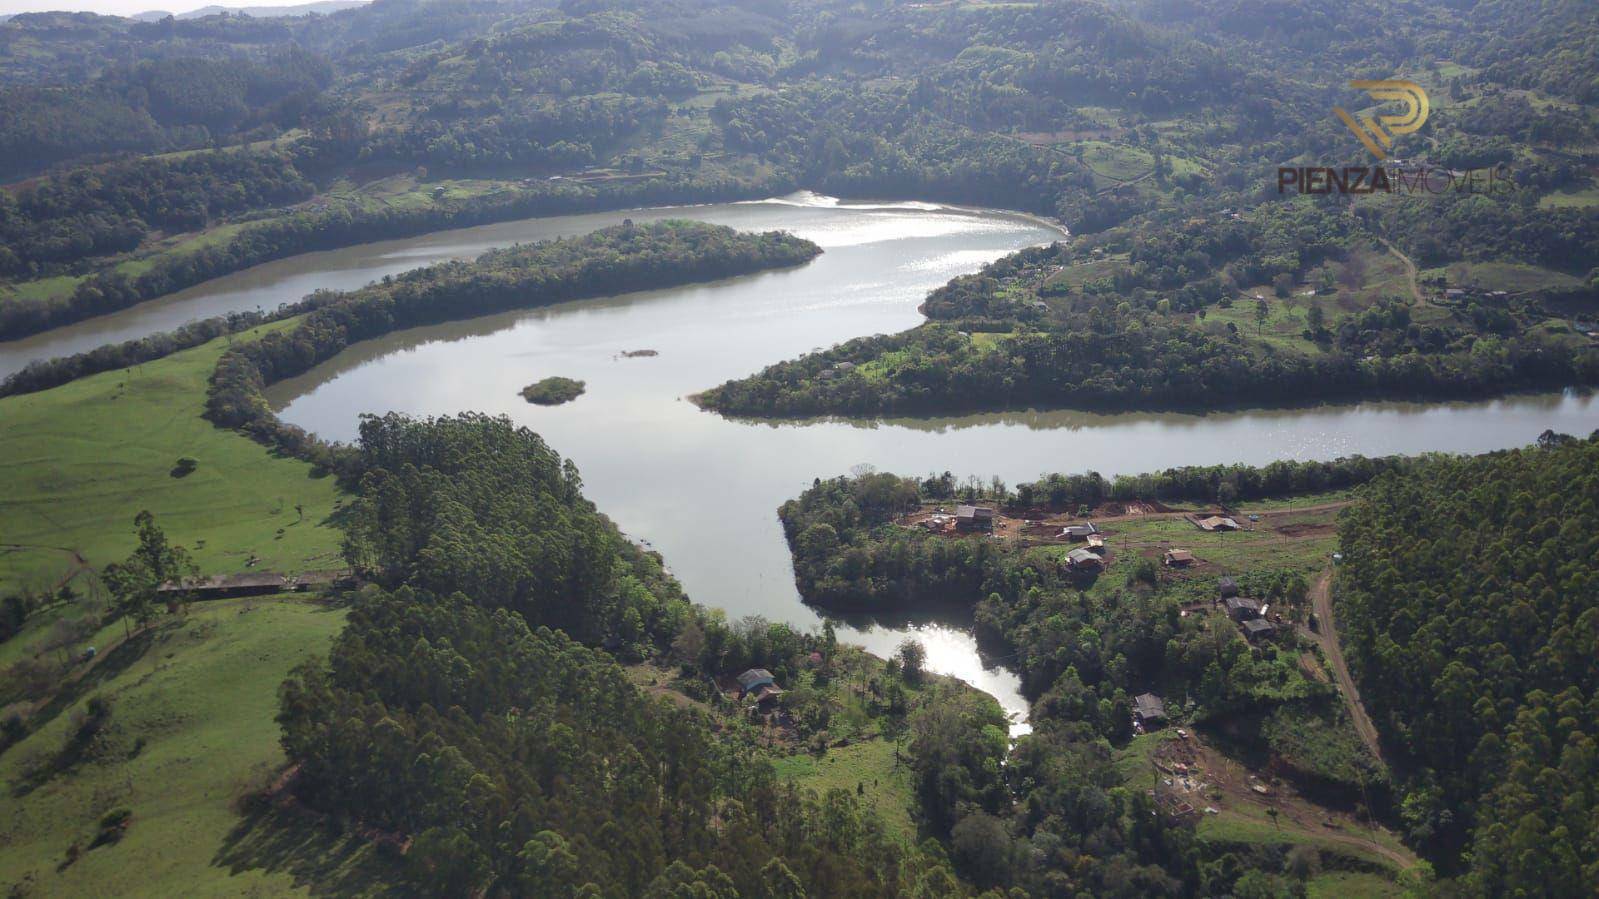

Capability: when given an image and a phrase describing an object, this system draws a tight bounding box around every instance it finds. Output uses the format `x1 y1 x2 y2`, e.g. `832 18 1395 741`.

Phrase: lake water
17 192 1599 730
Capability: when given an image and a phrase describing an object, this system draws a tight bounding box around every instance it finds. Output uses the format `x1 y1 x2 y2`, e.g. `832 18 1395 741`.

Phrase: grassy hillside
0 596 358 897
772 740 917 845
0 321 345 595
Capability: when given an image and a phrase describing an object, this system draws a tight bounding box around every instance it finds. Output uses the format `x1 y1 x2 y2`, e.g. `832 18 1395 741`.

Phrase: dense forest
0 151 312 279
1338 432 1599 892
280 412 968 896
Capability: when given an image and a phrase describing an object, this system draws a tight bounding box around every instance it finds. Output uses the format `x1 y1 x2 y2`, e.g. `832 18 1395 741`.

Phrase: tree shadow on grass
2 626 156 771
213 801 398 897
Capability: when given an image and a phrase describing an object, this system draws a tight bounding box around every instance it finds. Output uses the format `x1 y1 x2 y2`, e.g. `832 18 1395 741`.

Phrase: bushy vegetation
520 376 585 405
1339 430 1599 891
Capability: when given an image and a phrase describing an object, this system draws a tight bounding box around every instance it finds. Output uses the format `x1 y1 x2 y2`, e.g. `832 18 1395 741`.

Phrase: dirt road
1193 739 1418 870
1379 237 1425 306
1303 567 1385 762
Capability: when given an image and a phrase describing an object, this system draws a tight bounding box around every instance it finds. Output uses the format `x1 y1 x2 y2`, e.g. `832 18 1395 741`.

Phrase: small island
520 376 586 405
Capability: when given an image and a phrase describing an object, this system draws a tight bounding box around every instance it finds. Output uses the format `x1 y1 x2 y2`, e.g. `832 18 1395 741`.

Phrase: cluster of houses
1218 576 1279 642
918 504 997 534
1060 521 1108 571
1130 572 1294 734
815 361 856 381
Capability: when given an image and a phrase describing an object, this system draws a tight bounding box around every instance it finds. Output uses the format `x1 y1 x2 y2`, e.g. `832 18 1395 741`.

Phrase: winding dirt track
1378 237 1425 306
1302 567 1385 762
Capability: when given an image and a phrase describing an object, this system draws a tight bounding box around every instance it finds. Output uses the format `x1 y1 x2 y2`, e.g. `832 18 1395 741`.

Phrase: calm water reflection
258 195 1599 730
29 193 1593 730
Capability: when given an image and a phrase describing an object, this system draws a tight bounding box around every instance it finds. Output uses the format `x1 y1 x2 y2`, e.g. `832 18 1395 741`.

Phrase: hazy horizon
0 0 337 16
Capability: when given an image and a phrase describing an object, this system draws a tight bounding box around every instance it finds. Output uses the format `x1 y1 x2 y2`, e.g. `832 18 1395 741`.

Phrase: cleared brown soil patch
1154 732 1417 870
1277 522 1334 537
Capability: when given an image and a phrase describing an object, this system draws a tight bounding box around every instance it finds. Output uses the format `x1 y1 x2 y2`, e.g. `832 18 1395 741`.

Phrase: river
18 192 1599 731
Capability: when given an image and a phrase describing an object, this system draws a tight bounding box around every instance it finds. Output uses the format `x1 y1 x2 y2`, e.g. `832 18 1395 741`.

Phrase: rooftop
1065 547 1102 567
158 572 287 593
1133 693 1166 719
736 668 776 691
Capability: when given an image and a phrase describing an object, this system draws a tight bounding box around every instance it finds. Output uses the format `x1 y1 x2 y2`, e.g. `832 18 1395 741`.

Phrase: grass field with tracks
0 596 374 897
0 321 344 596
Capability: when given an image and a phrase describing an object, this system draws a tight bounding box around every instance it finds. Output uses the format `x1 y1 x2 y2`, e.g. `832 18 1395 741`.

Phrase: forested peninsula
700 225 1599 418
278 411 983 896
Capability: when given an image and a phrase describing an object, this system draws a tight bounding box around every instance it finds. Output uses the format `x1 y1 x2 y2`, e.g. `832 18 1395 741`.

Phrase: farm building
1086 533 1107 552
1242 618 1277 642
1164 549 1195 567
1060 523 1097 540
159 573 287 598
1133 693 1167 728
1065 547 1104 570
747 683 786 707
1218 576 1239 598
158 569 355 600
1225 597 1263 621
956 505 996 531
290 570 355 591
737 668 777 696
1196 515 1240 531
